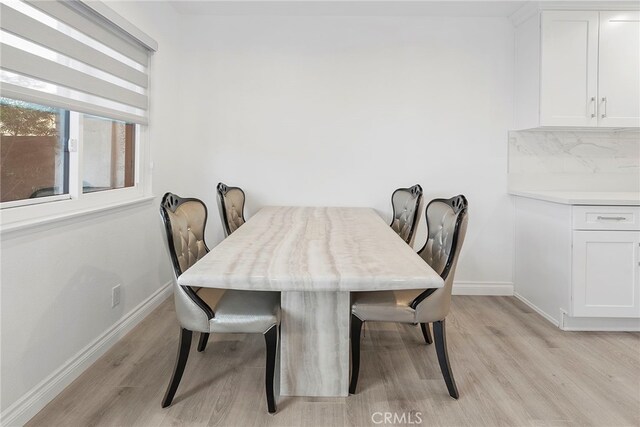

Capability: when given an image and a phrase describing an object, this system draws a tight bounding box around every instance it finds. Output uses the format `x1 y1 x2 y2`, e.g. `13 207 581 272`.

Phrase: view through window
0 98 68 202
82 114 136 194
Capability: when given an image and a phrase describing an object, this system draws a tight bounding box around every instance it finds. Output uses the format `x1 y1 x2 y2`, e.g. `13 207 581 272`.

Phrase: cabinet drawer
573 206 640 231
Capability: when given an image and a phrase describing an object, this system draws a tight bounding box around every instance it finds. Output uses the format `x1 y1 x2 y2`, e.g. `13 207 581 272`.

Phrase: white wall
1 7 517 424
0 2 183 423
178 15 515 287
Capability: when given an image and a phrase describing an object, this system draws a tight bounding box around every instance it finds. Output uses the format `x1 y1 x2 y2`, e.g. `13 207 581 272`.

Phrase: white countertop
509 190 640 206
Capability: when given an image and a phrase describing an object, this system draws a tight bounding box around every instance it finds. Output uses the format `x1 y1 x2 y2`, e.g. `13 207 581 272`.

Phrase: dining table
177 206 444 397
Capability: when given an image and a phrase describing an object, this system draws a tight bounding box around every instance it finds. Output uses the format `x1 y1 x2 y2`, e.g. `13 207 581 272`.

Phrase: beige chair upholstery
160 192 280 413
389 184 423 246
199 288 280 334
216 182 246 237
414 198 468 321
350 195 468 399
351 289 421 323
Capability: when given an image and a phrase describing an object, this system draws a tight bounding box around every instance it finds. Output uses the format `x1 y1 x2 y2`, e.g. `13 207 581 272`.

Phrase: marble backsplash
508 130 640 192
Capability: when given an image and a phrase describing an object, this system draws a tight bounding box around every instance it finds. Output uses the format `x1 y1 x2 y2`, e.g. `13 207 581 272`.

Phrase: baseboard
560 311 640 331
513 292 561 327
452 281 514 296
0 281 173 427
513 293 640 331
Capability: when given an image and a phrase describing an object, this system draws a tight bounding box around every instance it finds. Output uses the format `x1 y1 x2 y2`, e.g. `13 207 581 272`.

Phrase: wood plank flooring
27 296 640 426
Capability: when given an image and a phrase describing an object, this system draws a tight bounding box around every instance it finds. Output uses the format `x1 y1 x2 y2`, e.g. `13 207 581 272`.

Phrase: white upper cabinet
540 12 599 127
514 9 640 129
598 11 640 127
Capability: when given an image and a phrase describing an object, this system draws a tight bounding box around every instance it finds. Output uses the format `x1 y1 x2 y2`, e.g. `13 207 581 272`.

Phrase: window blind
0 0 156 124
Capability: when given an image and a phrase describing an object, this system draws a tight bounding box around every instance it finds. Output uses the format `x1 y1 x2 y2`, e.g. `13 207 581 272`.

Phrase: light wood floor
28 296 640 427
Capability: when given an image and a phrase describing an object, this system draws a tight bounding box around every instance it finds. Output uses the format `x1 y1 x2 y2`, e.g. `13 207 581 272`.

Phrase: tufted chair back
390 184 423 246
160 193 214 332
412 195 468 322
216 182 246 237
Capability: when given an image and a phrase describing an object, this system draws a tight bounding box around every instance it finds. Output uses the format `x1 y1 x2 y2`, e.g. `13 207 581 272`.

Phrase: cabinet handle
601 97 607 118
590 97 596 118
596 215 626 221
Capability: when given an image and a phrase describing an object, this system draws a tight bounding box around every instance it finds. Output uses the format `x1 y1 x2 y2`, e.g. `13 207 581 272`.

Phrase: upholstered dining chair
390 184 423 246
350 195 468 399
216 182 246 237
159 192 280 413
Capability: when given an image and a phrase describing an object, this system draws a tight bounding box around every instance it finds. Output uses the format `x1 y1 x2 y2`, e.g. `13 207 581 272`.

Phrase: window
0 97 137 205
0 0 156 226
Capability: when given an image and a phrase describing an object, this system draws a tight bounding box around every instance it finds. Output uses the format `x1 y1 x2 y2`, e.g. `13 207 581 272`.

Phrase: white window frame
0 107 152 232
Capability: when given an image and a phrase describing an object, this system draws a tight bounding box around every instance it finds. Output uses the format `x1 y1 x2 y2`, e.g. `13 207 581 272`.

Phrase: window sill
0 195 155 235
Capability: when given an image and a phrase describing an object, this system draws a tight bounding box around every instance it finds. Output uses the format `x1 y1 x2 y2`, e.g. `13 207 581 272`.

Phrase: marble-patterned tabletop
178 206 443 292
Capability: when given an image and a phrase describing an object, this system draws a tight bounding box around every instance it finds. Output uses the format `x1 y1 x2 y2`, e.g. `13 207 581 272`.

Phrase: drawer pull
596 216 626 221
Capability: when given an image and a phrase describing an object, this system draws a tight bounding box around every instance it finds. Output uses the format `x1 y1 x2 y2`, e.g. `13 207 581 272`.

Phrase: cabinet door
573 231 640 317
598 11 640 127
540 11 599 127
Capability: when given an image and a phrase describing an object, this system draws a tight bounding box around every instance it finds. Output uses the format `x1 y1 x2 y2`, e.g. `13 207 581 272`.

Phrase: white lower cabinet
514 197 640 330
572 230 640 317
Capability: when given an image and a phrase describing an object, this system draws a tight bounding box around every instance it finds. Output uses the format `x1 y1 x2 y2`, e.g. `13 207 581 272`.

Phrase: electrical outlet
112 284 121 308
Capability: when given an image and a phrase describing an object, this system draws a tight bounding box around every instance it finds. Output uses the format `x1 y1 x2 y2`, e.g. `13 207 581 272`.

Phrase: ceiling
168 1 529 17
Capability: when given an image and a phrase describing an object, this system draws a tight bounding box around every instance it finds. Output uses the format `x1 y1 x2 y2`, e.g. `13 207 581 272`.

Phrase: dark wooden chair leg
349 314 364 394
420 323 433 345
162 328 193 407
264 325 278 414
197 332 209 352
433 319 459 399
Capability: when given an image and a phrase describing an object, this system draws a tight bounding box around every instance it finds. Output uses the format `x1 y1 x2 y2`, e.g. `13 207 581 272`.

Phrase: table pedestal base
280 291 350 397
